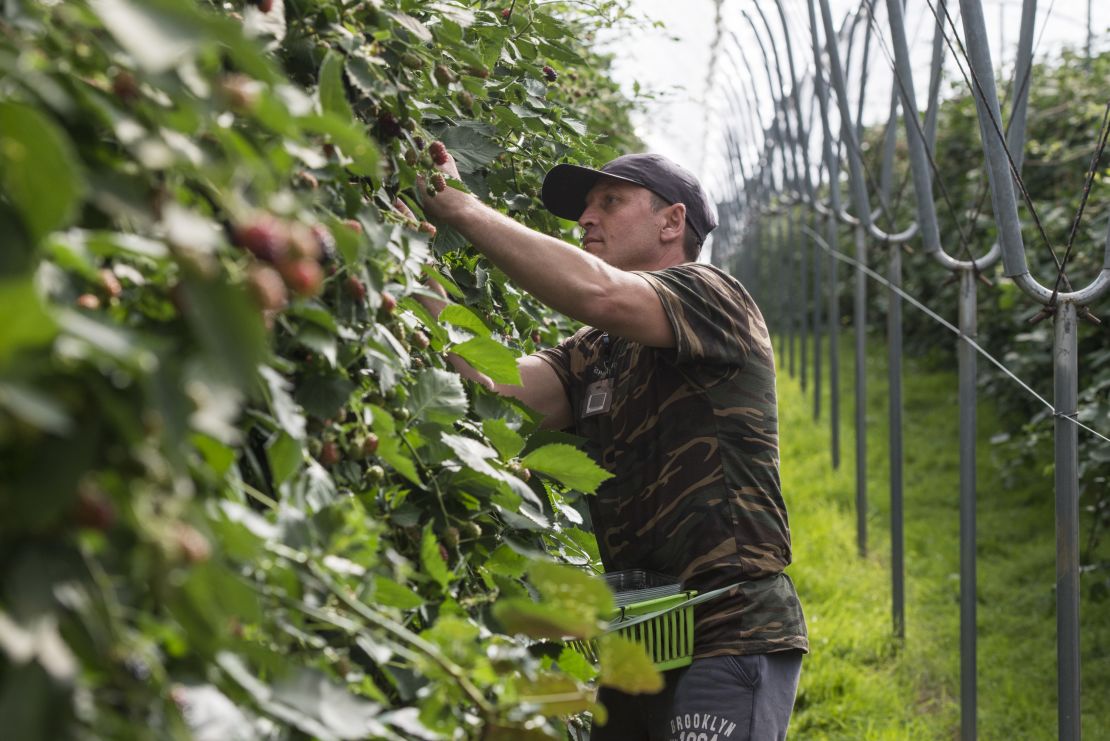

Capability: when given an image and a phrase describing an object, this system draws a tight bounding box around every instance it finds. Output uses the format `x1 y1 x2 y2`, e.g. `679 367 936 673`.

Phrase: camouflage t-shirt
535 262 808 658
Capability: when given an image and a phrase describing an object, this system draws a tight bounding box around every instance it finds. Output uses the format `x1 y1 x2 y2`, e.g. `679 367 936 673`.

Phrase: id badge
582 378 613 417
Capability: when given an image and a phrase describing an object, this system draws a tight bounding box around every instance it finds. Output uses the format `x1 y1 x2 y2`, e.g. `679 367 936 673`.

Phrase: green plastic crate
569 570 697 672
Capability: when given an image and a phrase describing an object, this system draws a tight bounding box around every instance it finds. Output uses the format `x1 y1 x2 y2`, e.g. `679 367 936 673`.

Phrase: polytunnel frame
712 0 1107 737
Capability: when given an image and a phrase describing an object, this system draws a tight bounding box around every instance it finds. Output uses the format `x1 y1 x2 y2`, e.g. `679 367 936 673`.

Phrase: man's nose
578 205 598 228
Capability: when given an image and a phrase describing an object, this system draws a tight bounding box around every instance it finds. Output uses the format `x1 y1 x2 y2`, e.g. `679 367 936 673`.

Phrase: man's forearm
431 191 619 328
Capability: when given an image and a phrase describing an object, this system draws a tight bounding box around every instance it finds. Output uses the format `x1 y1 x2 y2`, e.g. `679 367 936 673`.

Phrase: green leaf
294 373 354 421
597 634 663 695
372 576 424 610
192 433 236 476
368 406 421 485
516 674 596 717
300 113 379 177
408 368 468 426
438 121 503 174
493 560 612 640
556 646 599 682
0 279 56 364
267 432 303 487
450 337 521 386
179 269 269 392
0 103 83 245
385 10 433 42
268 667 386 740
89 0 203 74
0 382 73 436
420 523 451 589
289 460 337 513
294 325 338 368
483 543 530 579
520 444 613 493
260 366 306 440
482 419 524 459
438 304 490 337
319 51 355 122
440 433 501 479
530 561 613 617
492 598 597 640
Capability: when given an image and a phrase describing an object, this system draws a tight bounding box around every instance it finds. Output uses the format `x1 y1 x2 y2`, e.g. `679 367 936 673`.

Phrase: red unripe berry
542 65 557 82
74 486 115 531
412 330 429 349
362 433 380 456
287 223 322 261
418 221 437 237
76 293 101 310
429 141 448 166
297 170 319 189
233 215 288 263
379 291 397 314
431 173 447 192
501 7 512 18
443 526 460 549
173 522 211 564
247 264 288 311
319 440 341 466
100 268 123 299
345 275 367 302
112 70 140 104
279 259 324 297
312 223 337 254
531 330 542 344
219 73 260 112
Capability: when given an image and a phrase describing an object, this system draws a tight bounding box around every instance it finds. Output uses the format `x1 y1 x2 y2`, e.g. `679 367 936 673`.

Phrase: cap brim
540 163 642 222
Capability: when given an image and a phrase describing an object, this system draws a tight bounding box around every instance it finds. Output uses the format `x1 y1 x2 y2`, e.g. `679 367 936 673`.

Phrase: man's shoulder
645 262 747 294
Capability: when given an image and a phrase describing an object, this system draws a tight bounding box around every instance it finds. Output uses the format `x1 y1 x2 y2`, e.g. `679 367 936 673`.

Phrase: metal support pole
800 209 810 392
776 217 787 357
788 213 798 378
889 241 905 639
827 206 841 470
854 224 868 557
958 268 979 741
1054 301 1081 741
813 209 824 421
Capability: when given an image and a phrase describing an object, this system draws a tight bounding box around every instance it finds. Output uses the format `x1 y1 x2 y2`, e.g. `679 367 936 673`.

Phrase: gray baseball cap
541 153 718 243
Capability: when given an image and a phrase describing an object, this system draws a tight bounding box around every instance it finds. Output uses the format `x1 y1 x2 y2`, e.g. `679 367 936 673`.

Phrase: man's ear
659 202 686 244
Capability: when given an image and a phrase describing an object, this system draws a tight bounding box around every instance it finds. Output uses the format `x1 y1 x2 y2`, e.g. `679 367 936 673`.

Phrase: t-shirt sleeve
635 263 758 367
533 333 577 395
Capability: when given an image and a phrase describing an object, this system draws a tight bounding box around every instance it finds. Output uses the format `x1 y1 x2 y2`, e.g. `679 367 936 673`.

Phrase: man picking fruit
419 146 807 741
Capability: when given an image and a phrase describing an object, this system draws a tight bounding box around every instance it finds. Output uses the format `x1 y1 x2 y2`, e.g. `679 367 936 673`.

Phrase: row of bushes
0 1 660 738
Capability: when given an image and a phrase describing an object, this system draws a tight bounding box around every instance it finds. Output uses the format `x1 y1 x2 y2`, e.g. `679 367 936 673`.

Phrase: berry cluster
232 214 335 316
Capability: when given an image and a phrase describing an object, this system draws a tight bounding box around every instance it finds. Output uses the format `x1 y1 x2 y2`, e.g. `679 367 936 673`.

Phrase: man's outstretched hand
417 142 471 223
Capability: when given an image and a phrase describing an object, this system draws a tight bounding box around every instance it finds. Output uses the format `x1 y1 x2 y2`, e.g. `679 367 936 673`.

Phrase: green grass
779 334 1109 739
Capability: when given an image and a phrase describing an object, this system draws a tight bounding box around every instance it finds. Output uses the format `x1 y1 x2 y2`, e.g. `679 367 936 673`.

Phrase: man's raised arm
417 150 678 349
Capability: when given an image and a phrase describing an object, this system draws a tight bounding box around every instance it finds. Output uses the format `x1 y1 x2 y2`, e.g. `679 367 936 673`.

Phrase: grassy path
778 337 1108 739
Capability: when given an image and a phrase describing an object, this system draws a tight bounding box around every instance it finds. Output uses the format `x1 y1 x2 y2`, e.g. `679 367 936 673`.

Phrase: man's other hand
418 143 471 223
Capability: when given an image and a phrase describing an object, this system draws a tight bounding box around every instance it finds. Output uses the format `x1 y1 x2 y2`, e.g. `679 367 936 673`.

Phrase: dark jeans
591 651 803 741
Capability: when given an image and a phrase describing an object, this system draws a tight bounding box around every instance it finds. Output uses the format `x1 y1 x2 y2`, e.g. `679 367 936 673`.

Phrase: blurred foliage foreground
0 1 666 738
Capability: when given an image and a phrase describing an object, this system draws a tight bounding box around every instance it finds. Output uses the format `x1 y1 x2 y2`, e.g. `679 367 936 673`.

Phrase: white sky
602 0 1109 200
